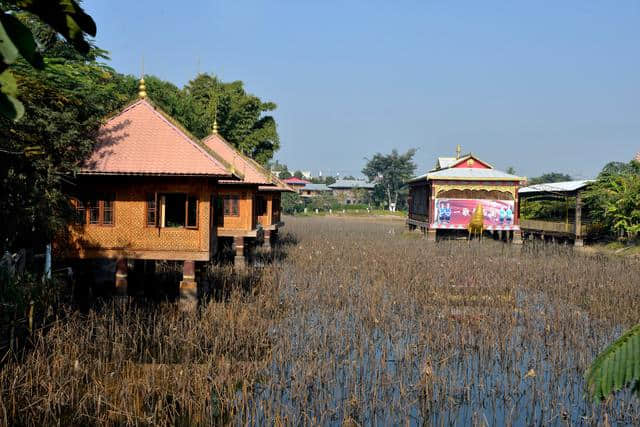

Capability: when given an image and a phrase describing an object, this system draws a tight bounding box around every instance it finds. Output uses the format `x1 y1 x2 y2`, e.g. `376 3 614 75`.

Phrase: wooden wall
215 185 257 236
63 176 214 261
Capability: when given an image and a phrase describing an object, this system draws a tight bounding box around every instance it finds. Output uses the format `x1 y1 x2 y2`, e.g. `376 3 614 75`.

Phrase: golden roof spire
138 78 147 98
138 56 147 98
456 144 461 159
212 118 219 134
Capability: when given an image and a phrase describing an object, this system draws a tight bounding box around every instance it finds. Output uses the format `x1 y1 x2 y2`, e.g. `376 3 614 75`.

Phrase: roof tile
81 99 232 176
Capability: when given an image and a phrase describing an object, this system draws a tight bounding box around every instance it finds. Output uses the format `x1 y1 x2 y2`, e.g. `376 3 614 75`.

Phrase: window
187 195 198 228
256 196 267 216
146 193 157 226
103 199 114 225
223 195 239 217
76 194 114 226
157 193 198 228
88 199 100 224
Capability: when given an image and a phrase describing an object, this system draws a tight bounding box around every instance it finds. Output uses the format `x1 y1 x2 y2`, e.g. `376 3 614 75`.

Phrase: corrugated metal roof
329 179 376 189
302 183 331 191
519 180 594 194
410 167 522 182
80 99 233 177
437 157 456 169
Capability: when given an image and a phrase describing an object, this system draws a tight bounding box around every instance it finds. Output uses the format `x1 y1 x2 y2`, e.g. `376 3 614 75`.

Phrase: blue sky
86 1 639 179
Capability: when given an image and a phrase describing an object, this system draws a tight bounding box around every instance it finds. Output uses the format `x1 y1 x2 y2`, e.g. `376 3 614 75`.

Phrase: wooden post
575 192 584 247
234 236 246 268
262 229 272 251
179 260 197 311
115 257 128 296
426 229 436 242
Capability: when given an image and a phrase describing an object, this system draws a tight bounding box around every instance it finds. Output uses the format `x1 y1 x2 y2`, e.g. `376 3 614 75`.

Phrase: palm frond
585 324 640 401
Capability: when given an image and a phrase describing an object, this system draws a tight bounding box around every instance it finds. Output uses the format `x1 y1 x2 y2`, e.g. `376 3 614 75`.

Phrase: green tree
506 166 516 175
180 73 279 164
281 192 302 214
528 172 572 185
309 193 338 211
325 176 336 186
0 1 96 120
583 161 640 241
293 170 304 179
362 149 417 211
279 170 292 179
0 39 132 252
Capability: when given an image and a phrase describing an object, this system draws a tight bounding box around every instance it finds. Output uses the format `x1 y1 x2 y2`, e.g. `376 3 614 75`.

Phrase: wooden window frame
154 192 199 229
83 193 115 227
223 195 240 217
146 192 158 227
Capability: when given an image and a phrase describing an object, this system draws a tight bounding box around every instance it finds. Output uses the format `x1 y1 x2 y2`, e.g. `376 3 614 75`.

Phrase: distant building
328 179 376 205
283 177 311 192
300 183 332 198
635 152 640 163
301 171 312 179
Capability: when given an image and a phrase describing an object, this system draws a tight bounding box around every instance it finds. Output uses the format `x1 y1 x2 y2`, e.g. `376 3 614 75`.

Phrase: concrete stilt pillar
426 229 436 242
234 236 246 268
262 229 272 251
512 230 523 245
179 260 197 311
575 238 584 247
115 257 128 296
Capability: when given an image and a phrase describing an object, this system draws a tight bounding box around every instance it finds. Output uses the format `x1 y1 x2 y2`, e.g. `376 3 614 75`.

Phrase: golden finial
213 118 219 134
456 144 461 159
138 78 147 98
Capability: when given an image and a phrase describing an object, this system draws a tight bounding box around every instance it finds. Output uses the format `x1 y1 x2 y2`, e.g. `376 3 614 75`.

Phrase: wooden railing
520 219 588 236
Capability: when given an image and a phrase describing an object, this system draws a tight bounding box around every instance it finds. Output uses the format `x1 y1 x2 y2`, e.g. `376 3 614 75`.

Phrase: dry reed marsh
2 216 640 425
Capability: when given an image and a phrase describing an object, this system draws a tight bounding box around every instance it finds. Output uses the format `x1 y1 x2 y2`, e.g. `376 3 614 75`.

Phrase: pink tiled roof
283 177 311 185
80 99 233 177
202 133 271 184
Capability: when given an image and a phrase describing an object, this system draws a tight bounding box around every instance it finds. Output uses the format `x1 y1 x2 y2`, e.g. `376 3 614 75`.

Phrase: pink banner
433 199 516 229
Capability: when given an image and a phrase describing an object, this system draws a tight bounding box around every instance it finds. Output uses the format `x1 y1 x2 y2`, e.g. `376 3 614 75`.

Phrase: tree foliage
156 73 280 164
0 0 96 120
0 40 132 252
583 160 640 241
528 172 572 185
585 324 640 401
362 149 416 210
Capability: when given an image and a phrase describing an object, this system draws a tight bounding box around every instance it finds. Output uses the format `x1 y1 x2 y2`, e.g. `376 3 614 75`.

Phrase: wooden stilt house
60 80 238 299
202 126 293 266
407 149 526 242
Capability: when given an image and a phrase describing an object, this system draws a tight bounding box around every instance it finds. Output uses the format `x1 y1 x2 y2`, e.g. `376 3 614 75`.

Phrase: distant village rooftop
283 177 311 186
328 179 375 189
302 183 332 191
